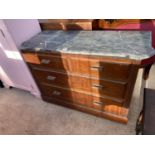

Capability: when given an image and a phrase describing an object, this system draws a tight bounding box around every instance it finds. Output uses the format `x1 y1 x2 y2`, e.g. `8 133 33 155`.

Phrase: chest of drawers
20 30 155 123
22 52 139 123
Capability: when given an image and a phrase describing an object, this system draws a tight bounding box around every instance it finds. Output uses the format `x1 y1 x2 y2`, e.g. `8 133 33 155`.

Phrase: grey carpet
0 65 155 134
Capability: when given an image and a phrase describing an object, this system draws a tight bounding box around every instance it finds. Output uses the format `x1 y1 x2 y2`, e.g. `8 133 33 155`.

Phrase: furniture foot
135 109 143 135
143 64 153 80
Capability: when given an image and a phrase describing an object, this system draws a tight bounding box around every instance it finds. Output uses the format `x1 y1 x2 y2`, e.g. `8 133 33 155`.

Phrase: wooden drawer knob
41 59 51 64
46 75 56 81
52 90 61 96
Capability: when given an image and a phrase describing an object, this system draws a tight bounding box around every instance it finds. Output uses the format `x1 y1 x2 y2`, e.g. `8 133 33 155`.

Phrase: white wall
4 19 41 47
0 19 41 98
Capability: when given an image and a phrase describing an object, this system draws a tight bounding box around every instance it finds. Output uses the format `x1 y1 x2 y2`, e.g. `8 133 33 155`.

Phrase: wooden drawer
40 84 123 111
22 52 137 123
23 53 131 82
68 57 131 82
22 53 68 71
91 78 127 99
42 95 128 123
32 68 127 99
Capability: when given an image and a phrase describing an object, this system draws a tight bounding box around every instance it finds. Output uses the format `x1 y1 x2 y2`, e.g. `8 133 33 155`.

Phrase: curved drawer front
23 53 131 82
32 68 127 99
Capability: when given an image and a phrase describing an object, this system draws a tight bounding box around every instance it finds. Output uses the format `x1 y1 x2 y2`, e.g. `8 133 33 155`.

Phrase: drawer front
89 61 131 82
40 84 102 111
32 69 127 99
68 58 131 82
23 53 131 82
22 53 68 72
91 78 127 99
32 68 91 92
40 84 123 111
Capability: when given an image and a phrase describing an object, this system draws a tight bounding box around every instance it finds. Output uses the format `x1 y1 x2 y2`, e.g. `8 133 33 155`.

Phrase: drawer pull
91 66 103 71
52 90 61 96
46 75 56 81
93 101 104 105
92 84 104 89
41 59 51 64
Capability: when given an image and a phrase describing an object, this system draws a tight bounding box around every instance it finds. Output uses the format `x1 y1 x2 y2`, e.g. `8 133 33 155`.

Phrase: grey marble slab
20 30 155 60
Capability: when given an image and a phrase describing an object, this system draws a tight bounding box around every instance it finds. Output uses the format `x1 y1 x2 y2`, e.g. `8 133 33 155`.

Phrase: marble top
20 30 155 60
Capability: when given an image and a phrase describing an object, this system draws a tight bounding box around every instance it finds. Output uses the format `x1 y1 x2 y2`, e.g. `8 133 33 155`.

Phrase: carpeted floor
0 65 155 135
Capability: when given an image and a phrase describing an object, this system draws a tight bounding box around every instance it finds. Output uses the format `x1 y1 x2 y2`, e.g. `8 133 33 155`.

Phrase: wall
0 19 41 98
4 19 41 47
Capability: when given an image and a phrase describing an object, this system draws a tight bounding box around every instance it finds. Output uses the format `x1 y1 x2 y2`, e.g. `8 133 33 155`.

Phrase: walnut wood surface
22 52 132 82
40 83 123 111
32 68 127 99
21 51 146 123
40 19 154 31
93 19 153 29
42 95 128 123
40 19 93 30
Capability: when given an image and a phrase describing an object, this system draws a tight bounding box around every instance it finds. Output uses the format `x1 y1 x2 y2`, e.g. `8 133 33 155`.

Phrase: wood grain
32 68 127 99
42 95 128 123
22 52 132 82
40 19 93 30
21 51 147 123
93 19 153 29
